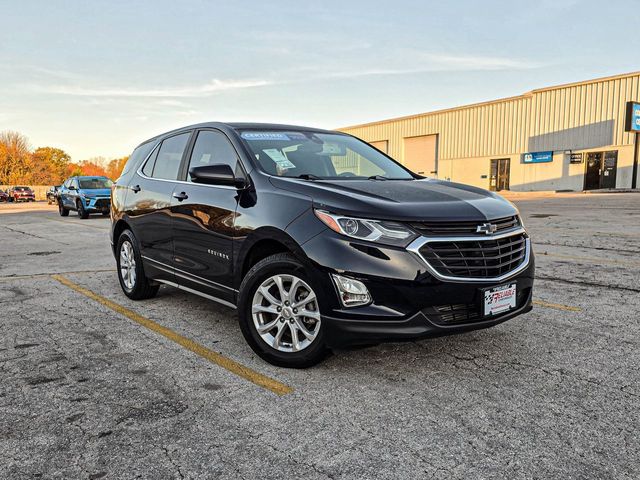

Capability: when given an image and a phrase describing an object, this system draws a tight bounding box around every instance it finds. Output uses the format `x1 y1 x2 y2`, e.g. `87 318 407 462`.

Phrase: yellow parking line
533 299 581 312
52 274 294 396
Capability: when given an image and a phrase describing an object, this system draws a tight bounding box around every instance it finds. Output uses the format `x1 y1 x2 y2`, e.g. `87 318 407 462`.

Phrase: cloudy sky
1 0 637 160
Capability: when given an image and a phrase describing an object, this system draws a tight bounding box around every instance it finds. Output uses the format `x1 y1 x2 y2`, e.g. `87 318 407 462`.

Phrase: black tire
77 200 89 219
58 200 69 216
238 253 328 368
102 210 110 216
116 229 159 300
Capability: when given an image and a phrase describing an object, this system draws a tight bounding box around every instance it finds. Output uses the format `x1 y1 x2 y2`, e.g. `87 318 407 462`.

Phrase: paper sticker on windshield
241 132 290 141
263 149 295 169
321 143 345 155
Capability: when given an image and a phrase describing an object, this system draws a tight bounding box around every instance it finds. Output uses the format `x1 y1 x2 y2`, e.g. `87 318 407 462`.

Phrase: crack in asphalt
162 446 185 479
2 225 70 246
216 401 337 479
533 241 640 255
535 275 640 293
444 352 640 401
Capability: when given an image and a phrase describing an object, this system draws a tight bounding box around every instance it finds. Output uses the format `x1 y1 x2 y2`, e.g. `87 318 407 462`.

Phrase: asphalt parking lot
1 194 639 479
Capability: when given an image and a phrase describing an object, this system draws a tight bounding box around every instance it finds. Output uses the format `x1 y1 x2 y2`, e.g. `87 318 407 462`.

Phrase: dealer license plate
483 284 516 316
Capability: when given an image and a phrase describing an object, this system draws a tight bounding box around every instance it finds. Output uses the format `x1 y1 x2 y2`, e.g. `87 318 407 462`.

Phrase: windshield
239 131 414 180
79 178 113 189
15 186 30 191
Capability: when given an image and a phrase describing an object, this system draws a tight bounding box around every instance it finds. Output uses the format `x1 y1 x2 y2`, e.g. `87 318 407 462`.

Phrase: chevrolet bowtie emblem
476 223 498 235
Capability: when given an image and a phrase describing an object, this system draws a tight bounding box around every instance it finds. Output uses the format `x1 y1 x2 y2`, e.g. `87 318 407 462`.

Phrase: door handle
172 191 188 201
131 185 141 193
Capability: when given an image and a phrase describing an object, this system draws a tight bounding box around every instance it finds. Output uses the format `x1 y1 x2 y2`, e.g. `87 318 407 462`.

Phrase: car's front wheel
238 253 328 368
58 200 69 216
77 200 89 219
116 229 159 300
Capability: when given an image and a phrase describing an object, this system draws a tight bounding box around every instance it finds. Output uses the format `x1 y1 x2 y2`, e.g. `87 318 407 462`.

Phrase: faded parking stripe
52 274 294 396
532 299 581 312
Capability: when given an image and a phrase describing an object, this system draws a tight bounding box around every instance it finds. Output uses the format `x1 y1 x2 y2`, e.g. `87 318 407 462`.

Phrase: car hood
269 177 518 221
79 188 111 196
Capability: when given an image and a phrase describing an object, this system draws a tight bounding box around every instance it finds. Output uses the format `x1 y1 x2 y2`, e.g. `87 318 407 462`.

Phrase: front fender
233 226 312 288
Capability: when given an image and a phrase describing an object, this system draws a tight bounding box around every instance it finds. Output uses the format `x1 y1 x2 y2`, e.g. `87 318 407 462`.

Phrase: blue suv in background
58 176 113 219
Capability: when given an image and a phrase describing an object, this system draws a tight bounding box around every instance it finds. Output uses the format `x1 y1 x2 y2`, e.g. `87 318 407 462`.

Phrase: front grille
411 216 520 236
423 288 530 325
418 233 528 279
94 198 110 208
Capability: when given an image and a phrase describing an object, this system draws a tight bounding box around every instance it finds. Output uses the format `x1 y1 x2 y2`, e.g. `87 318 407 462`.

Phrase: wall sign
522 151 553 164
569 152 583 164
625 101 640 132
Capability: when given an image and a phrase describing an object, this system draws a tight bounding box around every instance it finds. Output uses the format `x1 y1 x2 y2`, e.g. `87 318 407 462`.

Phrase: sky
1 0 638 161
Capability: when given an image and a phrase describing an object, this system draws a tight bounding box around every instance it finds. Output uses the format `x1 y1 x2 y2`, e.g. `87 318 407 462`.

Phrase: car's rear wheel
116 229 159 300
77 200 89 219
238 253 328 368
58 200 69 216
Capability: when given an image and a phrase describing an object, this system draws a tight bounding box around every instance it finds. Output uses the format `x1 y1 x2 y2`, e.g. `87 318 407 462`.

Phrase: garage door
403 135 437 176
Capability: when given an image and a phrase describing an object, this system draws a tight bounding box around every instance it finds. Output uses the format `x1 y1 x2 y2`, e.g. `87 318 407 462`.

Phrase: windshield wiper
295 174 321 180
368 175 388 180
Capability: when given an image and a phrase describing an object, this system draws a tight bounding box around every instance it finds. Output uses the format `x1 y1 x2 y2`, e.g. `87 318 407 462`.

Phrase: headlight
314 209 418 247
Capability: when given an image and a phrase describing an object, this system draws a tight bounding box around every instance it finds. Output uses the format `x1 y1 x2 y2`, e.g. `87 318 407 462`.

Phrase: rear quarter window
121 140 157 178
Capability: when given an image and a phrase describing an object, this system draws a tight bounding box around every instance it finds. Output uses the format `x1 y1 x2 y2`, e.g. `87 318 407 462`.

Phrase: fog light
331 274 371 307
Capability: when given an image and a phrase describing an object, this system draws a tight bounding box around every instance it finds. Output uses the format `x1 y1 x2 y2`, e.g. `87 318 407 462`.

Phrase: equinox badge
476 222 498 235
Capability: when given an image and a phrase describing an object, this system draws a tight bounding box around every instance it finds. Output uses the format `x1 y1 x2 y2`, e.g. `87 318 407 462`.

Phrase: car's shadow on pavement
147 280 531 384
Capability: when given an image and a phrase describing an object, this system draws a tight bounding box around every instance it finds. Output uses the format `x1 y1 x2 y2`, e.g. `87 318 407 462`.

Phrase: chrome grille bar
406 228 531 283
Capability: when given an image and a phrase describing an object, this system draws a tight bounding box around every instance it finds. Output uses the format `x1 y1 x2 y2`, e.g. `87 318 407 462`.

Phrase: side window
187 130 239 182
146 132 190 180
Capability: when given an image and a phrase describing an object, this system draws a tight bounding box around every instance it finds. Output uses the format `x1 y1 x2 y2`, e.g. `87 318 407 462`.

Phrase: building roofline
338 70 640 130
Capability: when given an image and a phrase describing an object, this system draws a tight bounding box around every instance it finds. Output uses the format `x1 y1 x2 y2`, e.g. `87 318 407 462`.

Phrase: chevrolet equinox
110 123 534 367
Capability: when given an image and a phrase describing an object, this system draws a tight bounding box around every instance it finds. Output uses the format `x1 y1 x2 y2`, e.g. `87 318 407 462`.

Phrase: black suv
111 123 534 367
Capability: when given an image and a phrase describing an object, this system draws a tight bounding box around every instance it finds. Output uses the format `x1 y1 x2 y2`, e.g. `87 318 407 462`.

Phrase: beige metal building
338 71 640 192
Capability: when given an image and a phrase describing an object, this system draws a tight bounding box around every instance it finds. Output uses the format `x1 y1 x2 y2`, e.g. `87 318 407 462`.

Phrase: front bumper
300 228 535 348
322 286 533 348
83 197 111 212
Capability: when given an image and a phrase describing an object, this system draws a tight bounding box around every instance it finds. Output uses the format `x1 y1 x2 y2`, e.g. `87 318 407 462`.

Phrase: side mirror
68 185 76 190
189 164 246 188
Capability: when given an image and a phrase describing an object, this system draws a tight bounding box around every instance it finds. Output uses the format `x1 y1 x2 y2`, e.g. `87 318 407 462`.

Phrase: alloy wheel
251 274 321 353
119 240 137 290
